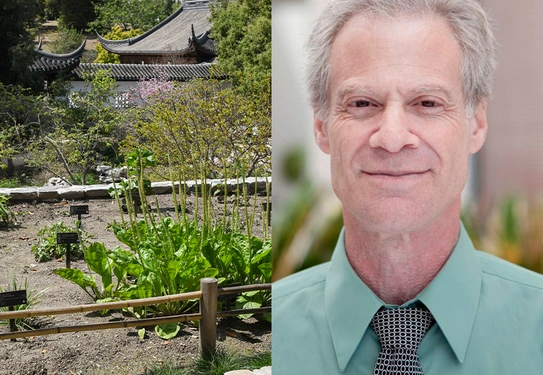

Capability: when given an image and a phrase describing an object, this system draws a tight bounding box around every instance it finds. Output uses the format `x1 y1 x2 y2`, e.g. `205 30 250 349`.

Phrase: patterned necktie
370 306 434 375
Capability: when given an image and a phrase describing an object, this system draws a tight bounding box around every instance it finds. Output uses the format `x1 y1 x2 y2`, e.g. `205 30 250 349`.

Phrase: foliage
54 242 118 301
94 26 143 64
58 0 95 31
462 195 543 274
0 276 48 331
146 349 271 375
0 176 33 188
0 195 17 226
108 148 155 200
31 221 90 262
48 26 84 54
273 147 344 281
39 0 61 20
26 69 125 185
0 0 42 88
123 78 271 180
0 83 42 163
210 0 271 98
56 163 271 319
89 0 177 34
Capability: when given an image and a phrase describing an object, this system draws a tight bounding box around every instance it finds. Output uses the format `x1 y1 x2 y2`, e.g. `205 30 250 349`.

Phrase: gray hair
306 0 497 120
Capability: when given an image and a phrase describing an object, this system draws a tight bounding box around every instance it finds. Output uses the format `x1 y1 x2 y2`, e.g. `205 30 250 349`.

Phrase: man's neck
344 214 460 305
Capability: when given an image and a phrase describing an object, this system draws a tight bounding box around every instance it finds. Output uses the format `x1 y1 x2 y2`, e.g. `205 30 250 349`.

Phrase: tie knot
371 307 434 350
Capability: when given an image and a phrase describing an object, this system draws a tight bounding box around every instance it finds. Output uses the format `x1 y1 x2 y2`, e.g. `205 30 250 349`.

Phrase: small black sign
70 205 89 215
0 290 27 307
56 232 80 244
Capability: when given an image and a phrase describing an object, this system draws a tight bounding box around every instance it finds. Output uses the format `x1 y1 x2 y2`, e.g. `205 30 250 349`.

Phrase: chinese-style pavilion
30 37 87 82
97 0 216 64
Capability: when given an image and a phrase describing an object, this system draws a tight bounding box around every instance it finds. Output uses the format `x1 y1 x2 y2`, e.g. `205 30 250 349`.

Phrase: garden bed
0 194 271 375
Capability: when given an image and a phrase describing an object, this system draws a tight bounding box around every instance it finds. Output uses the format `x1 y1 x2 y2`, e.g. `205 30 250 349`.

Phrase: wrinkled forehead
328 12 466 95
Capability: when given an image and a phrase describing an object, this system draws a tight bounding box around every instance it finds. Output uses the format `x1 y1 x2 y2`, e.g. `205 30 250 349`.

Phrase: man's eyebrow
412 86 456 103
335 84 377 104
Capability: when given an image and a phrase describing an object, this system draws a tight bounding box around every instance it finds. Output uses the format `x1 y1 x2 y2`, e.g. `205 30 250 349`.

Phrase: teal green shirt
272 225 543 374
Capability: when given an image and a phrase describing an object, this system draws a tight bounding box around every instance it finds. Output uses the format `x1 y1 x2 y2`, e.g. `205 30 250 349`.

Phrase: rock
36 186 62 200
5 187 39 201
97 165 127 183
45 177 70 186
224 370 254 375
83 185 112 199
57 186 85 200
151 181 174 195
253 366 272 375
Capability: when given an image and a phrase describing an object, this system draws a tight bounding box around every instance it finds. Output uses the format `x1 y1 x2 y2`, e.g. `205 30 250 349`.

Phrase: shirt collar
324 224 481 371
417 224 481 363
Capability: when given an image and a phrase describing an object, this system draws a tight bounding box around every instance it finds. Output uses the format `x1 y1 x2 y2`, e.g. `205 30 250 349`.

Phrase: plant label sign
56 232 80 244
0 290 27 307
70 205 89 215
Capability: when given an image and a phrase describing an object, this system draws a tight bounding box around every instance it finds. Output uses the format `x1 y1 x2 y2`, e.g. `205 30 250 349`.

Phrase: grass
0 276 48 330
0 175 34 188
146 349 271 375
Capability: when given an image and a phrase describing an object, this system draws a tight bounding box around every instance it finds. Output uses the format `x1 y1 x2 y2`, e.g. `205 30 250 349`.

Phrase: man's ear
468 100 488 154
314 115 331 154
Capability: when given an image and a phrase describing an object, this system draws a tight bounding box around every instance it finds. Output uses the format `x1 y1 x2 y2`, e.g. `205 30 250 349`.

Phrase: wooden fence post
200 278 218 360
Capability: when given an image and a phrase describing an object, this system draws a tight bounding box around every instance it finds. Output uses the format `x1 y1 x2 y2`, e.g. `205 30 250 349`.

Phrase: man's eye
420 101 437 107
352 100 371 107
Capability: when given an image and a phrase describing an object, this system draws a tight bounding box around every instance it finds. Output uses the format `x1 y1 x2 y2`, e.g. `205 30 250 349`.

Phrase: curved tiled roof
192 26 216 56
30 38 87 73
72 62 226 82
98 1 214 55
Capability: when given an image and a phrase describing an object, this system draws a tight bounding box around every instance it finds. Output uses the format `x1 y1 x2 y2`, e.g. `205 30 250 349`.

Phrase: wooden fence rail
0 278 271 359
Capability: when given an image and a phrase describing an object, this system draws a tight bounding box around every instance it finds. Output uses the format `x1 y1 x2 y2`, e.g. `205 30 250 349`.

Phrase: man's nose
368 105 420 152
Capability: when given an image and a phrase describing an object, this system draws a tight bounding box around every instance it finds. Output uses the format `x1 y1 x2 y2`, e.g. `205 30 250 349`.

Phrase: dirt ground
0 194 271 375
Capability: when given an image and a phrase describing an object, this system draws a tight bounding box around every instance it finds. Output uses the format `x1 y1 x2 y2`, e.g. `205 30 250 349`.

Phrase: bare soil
0 194 271 375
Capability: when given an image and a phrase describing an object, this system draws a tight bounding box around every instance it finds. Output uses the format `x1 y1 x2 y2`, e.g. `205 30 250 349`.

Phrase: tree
0 0 42 88
210 0 271 98
58 0 95 31
122 77 271 180
94 26 143 64
89 0 177 34
27 70 125 185
0 83 41 174
49 27 84 54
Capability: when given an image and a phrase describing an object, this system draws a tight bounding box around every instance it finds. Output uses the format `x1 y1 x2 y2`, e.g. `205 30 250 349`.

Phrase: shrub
48 26 84 54
122 79 271 181
31 221 91 262
0 195 16 226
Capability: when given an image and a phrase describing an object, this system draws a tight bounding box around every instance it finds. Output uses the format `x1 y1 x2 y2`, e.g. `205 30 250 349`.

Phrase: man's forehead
332 12 456 48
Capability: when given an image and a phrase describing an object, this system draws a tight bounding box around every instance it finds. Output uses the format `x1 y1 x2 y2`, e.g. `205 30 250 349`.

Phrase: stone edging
224 366 272 375
0 177 271 202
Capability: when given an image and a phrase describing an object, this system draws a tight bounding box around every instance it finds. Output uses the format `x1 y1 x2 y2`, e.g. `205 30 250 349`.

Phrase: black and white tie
370 306 434 375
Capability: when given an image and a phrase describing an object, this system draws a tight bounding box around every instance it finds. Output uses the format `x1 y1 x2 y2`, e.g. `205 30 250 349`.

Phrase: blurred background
272 0 543 280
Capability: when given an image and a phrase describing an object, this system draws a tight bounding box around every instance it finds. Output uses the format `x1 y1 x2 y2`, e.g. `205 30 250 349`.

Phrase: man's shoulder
477 250 543 290
273 262 330 300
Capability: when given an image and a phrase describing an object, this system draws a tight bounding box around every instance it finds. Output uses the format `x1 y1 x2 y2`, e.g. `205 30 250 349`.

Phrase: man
272 0 543 374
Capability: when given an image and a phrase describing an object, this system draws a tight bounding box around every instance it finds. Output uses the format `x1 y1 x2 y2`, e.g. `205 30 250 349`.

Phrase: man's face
314 15 488 234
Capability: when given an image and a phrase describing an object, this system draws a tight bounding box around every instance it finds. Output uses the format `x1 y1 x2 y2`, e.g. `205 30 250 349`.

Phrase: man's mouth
364 170 428 177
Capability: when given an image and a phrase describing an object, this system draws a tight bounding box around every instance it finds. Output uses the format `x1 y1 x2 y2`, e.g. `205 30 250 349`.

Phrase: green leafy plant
0 195 16 226
0 276 48 331
55 217 271 317
31 221 90 262
54 242 117 302
108 148 155 217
